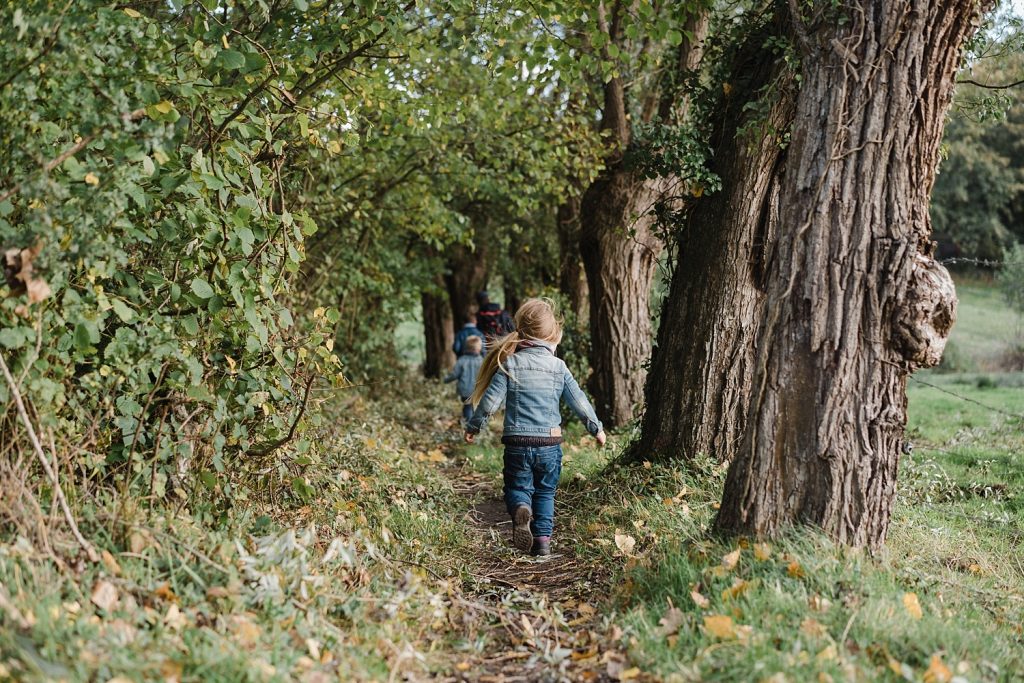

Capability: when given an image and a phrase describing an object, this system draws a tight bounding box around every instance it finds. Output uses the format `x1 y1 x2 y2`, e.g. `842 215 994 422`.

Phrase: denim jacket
444 353 483 398
466 345 603 437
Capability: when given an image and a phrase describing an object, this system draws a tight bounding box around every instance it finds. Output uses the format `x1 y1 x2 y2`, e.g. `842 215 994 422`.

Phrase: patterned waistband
501 435 564 447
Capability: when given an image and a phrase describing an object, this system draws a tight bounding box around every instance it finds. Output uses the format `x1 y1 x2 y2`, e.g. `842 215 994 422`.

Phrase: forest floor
1 373 1023 682
2 286 1024 682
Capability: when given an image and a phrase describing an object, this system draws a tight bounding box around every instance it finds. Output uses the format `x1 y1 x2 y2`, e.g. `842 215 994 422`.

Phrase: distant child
444 335 484 423
453 311 486 357
464 298 605 557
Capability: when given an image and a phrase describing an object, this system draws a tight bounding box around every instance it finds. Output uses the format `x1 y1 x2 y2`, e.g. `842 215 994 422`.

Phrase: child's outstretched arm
561 367 606 443
464 370 507 442
443 360 463 384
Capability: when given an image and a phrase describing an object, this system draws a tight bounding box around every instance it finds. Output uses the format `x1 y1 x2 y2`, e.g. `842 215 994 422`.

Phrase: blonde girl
464 298 606 556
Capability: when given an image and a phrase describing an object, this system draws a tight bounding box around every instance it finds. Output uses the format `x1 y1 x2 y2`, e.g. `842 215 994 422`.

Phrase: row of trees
0 0 1004 553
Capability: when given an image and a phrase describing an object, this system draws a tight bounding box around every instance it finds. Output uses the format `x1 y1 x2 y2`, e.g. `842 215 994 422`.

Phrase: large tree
716 0 987 548
580 3 708 428
629 4 797 465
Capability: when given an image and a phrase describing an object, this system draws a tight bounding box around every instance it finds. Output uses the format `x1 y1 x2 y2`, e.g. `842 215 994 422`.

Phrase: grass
0 383 479 682
940 281 1022 371
4 280 1021 682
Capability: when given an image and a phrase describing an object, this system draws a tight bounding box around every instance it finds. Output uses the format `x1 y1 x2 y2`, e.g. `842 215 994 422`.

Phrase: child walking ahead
444 335 483 424
464 299 605 557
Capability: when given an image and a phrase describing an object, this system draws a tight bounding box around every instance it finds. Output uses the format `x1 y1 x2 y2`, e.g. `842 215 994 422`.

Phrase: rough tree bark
580 6 707 428
716 0 985 548
557 196 588 319
422 281 454 378
630 8 797 464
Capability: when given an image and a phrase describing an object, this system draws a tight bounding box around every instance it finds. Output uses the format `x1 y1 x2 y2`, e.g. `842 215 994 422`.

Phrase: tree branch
0 108 146 204
956 77 1024 90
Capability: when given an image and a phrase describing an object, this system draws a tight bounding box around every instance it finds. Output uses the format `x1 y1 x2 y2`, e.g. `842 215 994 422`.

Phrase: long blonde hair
469 297 563 406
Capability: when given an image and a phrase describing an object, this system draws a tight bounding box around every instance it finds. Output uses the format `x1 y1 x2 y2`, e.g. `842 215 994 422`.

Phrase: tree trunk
557 196 588 319
717 0 985 548
630 10 797 464
421 285 454 378
580 6 707 429
444 244 488 332
580 168 667 428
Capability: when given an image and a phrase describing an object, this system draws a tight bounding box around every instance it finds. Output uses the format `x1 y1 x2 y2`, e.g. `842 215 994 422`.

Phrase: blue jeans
460 397 473 423
503 444 562 537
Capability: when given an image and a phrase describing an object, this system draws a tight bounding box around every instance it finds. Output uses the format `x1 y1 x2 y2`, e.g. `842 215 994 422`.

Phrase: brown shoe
512 505 533 552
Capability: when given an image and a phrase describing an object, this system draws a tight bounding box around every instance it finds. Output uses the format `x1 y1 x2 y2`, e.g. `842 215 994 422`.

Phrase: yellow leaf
222 34 230 49
816 644 837 662
577 602 596 616
721 578 751 601
101 550 122 576
427 449 446 463
153 100 173 114
722 82 733 96
231 614 261 647
84 172 100 186
455 661 471 671
619 667 641 680
123 8 142 18
690 590 709 609
721 548 741 570
753 542 772 561
923 654 953 683
903 592 923 620
327 140 342 154
614 532 636 556
703 614 736 639
787 559 805 578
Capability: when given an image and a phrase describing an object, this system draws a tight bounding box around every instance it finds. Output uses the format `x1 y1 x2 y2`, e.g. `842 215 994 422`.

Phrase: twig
0 352 98 563
0 108 146 203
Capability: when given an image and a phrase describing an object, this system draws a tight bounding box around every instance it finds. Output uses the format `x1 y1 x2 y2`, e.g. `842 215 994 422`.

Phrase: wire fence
908 375 1024 422
937 256 1024 268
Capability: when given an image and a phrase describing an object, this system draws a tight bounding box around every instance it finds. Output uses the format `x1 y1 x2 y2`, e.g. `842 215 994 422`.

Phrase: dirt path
434 457 640 683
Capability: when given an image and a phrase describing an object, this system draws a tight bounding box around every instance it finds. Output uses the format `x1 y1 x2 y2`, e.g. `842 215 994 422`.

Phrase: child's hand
464 432 475 444
596 430 607 446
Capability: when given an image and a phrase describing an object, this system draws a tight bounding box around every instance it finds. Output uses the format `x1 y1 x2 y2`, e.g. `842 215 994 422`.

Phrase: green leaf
73 323 93 353
190 277 215 299
111 299 134 323
218 49 247 71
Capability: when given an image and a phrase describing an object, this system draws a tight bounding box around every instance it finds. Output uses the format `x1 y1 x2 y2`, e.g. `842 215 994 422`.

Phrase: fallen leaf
232 614 262 647
721 548 741 570
91 580 119 612
163 604 188 630
101 550 122 576
690 590 710 609
455 661 471 671
753 542 772 561
161 659 183 683
85 172 100 186
577 602 596 616
657 606 685 637
787 559 805 578
129 531 148 554
721 578 752 601
619 667 641 680
800 617 827 638
426 448 446 463
154 583 178 603
923 654 953 683
703 614 736 640
903 592 923 620
614 532 636 556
